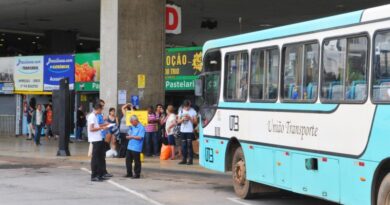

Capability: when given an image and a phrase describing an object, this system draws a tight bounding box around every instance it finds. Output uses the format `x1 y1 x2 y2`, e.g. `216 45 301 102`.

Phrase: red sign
166 4 181 34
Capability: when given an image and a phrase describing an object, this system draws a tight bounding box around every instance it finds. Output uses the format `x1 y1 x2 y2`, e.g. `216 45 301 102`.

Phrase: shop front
164 47 202 109
74 52 100 114
0 57 15 136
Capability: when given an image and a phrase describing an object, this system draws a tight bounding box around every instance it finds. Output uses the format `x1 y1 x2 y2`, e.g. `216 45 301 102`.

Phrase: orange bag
160 144 171 160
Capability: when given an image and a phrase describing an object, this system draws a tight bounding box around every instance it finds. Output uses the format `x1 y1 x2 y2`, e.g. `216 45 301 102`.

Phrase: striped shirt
145 113 157 133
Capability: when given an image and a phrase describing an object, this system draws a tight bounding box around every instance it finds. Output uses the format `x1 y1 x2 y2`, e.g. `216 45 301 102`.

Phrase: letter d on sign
166 4 181 34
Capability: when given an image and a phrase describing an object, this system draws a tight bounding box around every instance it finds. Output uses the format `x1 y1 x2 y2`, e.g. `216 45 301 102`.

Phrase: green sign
165 76 198 91
165 47 202 91
75 82 100 92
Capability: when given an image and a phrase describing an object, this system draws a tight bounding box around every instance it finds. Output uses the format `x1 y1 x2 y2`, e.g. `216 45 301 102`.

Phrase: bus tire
377 173 390 205
232 146 253 199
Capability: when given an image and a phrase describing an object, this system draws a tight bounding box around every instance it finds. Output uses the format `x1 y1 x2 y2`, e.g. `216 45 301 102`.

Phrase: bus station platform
0 135 211 176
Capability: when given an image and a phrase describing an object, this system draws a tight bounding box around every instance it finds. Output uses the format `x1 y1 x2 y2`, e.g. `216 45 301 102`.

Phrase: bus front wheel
232 146 253 199
377 173 390 205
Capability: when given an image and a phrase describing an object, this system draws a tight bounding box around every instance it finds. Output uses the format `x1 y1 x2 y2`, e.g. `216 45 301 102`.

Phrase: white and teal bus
197 4 390 205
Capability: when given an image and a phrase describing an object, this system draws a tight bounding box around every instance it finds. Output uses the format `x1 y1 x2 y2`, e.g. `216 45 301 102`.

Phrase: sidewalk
0 135 221 176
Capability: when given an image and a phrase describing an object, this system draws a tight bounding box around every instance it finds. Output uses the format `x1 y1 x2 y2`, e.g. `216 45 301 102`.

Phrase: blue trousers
34 125 43 145
76 126 83 140
144 132 159 156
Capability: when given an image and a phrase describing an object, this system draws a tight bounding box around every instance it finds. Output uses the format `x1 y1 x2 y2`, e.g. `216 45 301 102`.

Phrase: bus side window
250 47 279 102
321 36 368 103
224 52 249 101
373 30 390 103
282 43 319 102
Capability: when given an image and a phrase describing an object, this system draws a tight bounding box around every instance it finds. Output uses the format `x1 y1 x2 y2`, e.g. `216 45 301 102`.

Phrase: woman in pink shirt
144 106 159 157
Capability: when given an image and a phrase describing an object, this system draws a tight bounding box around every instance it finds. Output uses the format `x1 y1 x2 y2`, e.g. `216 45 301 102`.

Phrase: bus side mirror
195 79 203 96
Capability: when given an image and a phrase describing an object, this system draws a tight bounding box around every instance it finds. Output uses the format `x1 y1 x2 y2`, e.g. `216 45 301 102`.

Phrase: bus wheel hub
234 160 246 185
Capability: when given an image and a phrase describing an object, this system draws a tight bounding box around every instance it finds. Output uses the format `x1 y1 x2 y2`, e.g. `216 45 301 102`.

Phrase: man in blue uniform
125 115 145 179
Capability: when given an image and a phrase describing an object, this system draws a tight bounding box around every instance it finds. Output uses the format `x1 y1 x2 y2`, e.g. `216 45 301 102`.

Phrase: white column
100 0 118 113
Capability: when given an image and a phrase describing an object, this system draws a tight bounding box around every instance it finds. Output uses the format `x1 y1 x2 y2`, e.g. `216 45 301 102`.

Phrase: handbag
173 125 181 139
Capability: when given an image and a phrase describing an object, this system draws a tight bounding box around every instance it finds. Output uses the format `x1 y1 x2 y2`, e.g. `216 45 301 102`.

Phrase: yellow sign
137 74 145 89
80 94 87 102
126 110 148 126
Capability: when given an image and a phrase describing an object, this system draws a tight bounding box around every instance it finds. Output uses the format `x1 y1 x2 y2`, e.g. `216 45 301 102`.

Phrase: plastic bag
160 144 171 160
106 149 118 158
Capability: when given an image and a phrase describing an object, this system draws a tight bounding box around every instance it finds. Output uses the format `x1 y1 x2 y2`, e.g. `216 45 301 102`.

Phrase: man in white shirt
88 103 109 182
177 100 197 165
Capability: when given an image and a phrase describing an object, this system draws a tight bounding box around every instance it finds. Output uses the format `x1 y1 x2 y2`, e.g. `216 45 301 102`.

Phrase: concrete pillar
100 0 165 112
100 0 118 111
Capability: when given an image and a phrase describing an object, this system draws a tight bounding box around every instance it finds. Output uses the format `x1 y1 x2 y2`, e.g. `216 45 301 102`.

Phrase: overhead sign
166 4 181 34
165 76 198 91
43 54 75 91
14 56 44 92
164 47 202 91
75 82 99 92
0 57 14 93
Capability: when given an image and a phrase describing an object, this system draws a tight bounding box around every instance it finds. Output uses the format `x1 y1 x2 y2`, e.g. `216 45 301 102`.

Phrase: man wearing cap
125 115 145 179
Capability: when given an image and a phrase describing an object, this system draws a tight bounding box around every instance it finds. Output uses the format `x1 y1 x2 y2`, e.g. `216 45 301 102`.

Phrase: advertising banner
43 54 75 91
164 47 202 91
0 57 14 94
14 56 44 92
75 53 100 82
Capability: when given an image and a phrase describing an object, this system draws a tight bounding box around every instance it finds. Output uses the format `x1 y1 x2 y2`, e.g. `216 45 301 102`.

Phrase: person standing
155 104 165 148
26 104 35 140
144 106 159 157
164 105 177 160
76 105 86 141
88 103 109 182
125 115 145 179
44 105 53 141
32 104 44 146
118 103 135 158
97 99 113 178
177 100 197 165
107 107 119 156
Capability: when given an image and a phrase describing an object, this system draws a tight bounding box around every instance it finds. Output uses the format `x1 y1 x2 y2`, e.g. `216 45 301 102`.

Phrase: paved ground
0 136 337 205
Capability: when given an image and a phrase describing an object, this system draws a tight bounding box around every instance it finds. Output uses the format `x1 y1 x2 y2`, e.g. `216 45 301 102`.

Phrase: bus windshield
197 50 221 126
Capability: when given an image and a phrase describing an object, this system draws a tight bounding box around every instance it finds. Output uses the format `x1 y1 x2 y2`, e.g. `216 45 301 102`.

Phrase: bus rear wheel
232 147 253 199
377 173 390 205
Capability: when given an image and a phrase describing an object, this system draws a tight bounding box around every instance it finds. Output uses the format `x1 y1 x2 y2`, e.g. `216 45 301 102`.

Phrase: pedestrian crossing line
80 168 165 205
227 197 253 205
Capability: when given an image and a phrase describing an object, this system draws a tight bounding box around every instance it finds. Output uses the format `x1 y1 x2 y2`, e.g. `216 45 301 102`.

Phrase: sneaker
131 175 140 179
178 161 187 165
104 173 113 178
99 176 110 181
187 161 193 165
91 177 103 182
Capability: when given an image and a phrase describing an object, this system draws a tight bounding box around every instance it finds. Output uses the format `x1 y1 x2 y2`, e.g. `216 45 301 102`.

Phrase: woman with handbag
163 105 177 160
